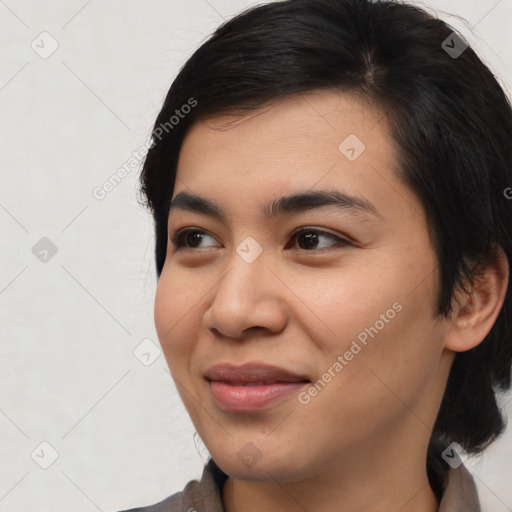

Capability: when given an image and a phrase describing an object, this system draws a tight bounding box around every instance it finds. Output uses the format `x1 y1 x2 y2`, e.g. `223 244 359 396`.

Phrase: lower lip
208 380 308 412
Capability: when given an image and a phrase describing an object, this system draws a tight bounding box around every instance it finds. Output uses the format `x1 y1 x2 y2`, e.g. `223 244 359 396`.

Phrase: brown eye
171 228 219 249
169 226 351 252
290 228 351 251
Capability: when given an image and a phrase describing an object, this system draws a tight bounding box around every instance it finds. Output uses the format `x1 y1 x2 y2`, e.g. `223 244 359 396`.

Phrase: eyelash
169 226 352 252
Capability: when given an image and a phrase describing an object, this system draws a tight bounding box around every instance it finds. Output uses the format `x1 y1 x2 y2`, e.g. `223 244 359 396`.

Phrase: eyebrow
168 189 384 222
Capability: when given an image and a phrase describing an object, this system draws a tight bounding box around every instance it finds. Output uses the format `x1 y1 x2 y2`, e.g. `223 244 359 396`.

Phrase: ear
444 246 509 352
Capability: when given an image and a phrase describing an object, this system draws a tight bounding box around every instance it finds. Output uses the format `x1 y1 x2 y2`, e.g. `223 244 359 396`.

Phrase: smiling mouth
206 380 310 412
203 362 311 411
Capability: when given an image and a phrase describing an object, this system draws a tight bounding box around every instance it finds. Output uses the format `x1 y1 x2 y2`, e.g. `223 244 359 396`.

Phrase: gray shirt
117 458 481 512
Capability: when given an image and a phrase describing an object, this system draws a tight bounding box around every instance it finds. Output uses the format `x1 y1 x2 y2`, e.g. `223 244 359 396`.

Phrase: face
154 90 454 484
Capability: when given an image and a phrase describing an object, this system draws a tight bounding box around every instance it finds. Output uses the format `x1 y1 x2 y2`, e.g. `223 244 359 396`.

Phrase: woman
119 0 512 510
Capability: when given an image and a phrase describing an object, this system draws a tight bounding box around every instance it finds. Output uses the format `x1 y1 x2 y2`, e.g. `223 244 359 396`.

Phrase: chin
211 443 307 482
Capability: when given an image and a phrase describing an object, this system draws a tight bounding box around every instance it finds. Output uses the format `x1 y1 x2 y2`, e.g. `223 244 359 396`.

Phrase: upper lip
204 363 310 385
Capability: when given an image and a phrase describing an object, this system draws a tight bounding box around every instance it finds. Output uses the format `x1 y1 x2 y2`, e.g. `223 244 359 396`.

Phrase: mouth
204 362 311 412
206 381 310 412
204 362 310 383
212 380 309 386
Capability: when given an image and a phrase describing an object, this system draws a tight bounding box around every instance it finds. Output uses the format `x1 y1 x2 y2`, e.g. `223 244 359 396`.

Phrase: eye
170 228 220 250
288 227 352 251
169 226 352 252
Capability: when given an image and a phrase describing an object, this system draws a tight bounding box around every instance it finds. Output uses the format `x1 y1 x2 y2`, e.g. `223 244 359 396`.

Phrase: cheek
154 269 201 363
280 260 398 350
293 249 440 372
338 270 445 414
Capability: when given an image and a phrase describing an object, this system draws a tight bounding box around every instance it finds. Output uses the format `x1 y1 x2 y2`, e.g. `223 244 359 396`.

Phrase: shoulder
115 459 228 512
115 491 182 512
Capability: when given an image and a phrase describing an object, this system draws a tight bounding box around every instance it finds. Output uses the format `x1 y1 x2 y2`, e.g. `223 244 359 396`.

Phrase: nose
202 252 288 340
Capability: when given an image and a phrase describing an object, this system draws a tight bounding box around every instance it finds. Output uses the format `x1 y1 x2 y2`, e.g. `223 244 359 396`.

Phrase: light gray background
1 1 511 511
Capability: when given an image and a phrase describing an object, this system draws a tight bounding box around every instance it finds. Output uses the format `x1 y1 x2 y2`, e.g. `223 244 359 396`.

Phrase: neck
221 432 440 512
223 468 438 512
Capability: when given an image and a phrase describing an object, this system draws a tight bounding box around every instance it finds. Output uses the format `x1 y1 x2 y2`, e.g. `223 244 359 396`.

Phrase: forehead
181 91 385 159
174 90 422 223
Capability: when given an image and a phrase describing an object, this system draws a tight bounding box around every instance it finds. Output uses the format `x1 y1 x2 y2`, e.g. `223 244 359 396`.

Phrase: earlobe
444 247 509 353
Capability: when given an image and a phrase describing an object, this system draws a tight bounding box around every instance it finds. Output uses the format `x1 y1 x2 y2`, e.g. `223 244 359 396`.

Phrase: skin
154 90 508 512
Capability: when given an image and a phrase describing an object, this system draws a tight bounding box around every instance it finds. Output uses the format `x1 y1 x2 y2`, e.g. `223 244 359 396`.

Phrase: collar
438 463 481 511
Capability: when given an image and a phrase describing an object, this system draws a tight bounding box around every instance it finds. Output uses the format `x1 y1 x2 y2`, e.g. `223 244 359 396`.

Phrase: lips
204 362 310 385
204 363 311 411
